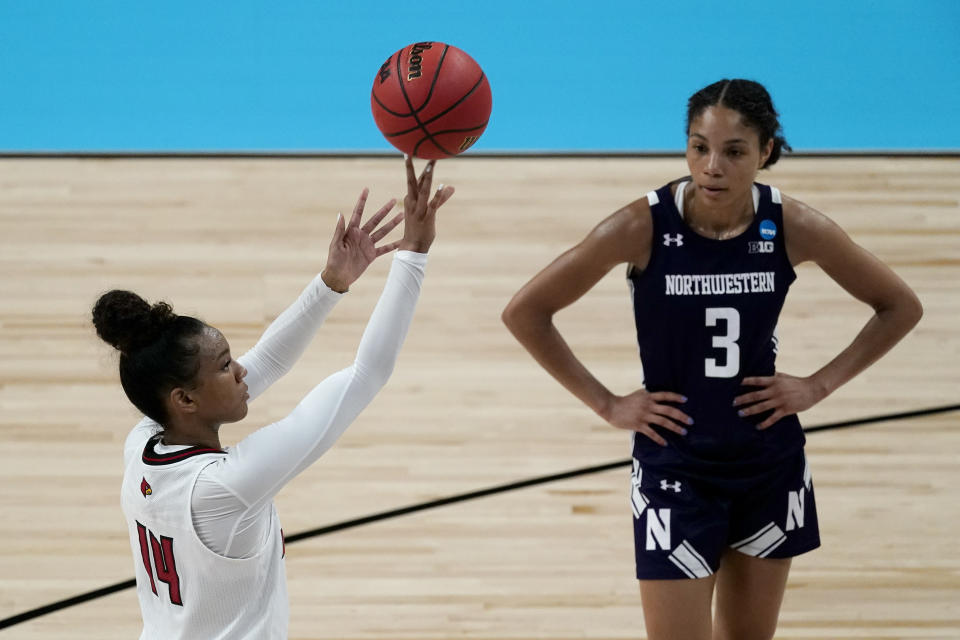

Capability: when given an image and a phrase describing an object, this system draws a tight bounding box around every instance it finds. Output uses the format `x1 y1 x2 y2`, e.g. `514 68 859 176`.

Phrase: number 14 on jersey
136 521 183 606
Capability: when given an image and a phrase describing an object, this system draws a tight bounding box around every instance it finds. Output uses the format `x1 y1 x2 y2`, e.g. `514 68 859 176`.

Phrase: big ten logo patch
749 241 774 254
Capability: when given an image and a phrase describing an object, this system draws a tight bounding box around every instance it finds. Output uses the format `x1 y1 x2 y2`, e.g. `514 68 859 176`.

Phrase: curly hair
93 290 206 425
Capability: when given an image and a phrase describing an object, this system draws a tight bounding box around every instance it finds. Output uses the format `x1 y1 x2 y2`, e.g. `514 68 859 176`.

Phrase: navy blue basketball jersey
628 179 805 474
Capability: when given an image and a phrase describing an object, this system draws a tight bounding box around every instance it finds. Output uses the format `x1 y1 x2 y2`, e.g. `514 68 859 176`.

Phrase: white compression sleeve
191 251 427 557
124 272 340 466
238 272 344 402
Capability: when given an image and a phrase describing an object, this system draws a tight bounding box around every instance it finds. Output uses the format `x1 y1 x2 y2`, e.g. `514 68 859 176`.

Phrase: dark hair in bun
93 290 207 425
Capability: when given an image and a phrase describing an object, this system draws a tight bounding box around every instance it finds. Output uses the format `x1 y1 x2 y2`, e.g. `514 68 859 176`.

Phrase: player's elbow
501 301 531 341
502 294 546 338
879 286 923 334
903 290 923 330
351 359 395 394
501 298 521 334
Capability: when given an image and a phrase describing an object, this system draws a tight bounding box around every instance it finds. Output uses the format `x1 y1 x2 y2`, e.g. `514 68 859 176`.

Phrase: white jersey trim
674 181 761 219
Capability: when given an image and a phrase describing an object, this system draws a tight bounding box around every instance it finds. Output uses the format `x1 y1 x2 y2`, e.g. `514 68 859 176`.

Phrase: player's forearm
239 273 344 400
503 306 614 418
810 298 923 397
219 251 427 506
351 250 427 387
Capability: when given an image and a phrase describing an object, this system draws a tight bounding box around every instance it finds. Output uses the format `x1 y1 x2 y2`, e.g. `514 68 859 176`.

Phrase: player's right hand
603 390 692 446
399 155 455 253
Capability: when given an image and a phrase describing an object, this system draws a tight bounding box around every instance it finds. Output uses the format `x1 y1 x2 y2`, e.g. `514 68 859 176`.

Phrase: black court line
2 402 957 631
802 404 960 433
0 580 137 630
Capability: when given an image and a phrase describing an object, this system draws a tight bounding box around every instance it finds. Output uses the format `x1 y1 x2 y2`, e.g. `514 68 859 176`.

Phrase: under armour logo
660 479 681 493
663 234 684 247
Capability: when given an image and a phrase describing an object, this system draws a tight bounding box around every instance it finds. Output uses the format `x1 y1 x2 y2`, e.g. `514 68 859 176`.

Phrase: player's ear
169 388 197 415
759 138 774 169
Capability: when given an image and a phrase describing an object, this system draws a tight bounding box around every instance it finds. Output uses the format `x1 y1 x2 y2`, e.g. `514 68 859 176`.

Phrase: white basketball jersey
122 427 288 639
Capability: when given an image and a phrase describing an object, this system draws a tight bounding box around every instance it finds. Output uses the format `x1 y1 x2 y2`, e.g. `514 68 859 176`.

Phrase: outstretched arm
223 249 429 502
239 190 404 401
192 158 454 558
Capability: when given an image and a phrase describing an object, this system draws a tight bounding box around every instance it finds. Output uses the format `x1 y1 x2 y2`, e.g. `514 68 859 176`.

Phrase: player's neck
685 185 754 240
160 419 222 449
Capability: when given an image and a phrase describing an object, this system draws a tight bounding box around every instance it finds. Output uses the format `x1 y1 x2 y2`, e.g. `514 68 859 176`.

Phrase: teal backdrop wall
1 1 957 152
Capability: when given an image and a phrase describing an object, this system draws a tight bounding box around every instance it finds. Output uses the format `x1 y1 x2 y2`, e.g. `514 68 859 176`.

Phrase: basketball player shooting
93 156 454 639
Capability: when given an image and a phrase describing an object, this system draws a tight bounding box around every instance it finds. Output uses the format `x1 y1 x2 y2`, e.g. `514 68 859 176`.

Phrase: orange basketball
371 42 492 159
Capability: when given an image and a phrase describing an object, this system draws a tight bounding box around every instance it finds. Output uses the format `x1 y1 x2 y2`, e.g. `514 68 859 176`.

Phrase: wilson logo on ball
377 60 392 85
371 41 492 159
406 42 433 80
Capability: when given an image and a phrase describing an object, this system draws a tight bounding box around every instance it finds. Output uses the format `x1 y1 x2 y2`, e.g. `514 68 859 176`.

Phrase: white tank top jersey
122 429 288 639
119 251 428 639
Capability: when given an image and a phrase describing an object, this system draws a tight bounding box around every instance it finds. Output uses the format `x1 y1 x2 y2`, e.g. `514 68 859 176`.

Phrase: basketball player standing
502 80 922 639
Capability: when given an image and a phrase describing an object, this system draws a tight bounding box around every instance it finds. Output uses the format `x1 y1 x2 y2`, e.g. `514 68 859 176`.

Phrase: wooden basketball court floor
0 156 957 638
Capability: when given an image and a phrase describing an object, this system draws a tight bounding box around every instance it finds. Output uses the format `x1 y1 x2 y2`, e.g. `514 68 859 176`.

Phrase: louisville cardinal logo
140 477 152 497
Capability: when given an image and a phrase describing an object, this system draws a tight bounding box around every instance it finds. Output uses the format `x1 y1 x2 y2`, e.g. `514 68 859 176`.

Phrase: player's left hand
321 188 404 293
733 372 827 430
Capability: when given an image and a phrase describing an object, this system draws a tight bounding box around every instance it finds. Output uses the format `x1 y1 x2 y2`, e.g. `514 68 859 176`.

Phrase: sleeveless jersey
628 179 805 475
121 428 288 639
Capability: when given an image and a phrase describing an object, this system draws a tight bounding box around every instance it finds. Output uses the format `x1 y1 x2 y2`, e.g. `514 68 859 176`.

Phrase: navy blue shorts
630 446 820 579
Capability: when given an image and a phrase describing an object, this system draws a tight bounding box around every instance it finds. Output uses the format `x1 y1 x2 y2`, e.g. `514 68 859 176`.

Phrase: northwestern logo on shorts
759 219 777 240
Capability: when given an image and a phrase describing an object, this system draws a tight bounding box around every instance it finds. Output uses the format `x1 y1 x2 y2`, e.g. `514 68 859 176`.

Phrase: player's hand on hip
604 390 692 446
399 155 455 254
321 188 404 293
734 372 828 430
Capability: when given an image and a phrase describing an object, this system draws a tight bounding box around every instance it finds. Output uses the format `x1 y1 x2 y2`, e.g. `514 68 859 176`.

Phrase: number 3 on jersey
705 307 740 378
136 521 183 606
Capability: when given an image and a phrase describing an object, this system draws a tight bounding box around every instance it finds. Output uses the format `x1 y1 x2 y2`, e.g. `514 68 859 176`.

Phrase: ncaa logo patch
759 219 777 240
